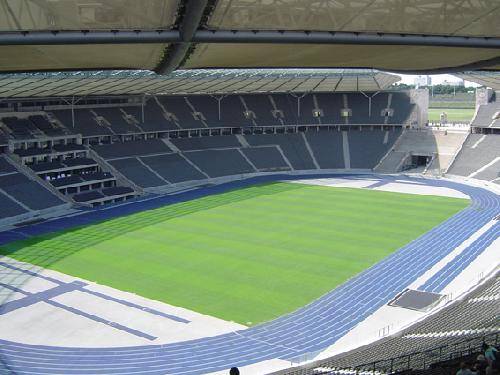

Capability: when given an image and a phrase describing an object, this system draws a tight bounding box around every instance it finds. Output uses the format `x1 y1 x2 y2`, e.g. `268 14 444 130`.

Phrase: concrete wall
475 88 494 109
410 88 429 128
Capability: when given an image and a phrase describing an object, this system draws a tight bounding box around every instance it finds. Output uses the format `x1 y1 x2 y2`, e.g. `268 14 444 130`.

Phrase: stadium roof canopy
0 0 499 74
0 69 400 98
455 71 500 90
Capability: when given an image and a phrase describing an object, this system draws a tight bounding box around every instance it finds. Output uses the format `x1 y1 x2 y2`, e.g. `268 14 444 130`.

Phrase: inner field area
0 183 468 325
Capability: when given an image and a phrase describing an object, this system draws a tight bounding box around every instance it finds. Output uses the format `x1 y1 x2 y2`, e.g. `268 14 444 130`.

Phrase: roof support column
155 0 209 74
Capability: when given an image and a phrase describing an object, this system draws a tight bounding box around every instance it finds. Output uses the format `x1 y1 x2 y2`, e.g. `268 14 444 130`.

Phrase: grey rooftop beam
0 30 180 45
194 30 500 49
0 29 497 49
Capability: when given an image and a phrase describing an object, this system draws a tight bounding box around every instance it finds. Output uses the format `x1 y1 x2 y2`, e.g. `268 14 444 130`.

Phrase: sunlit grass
0 183 468 325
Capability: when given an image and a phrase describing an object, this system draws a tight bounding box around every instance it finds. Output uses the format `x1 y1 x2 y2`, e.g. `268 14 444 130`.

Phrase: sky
398 74 480 87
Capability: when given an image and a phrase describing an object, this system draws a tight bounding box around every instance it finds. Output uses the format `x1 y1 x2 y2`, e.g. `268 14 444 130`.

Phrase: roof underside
0 69 400 98
455 71 500 90
0 0 498 74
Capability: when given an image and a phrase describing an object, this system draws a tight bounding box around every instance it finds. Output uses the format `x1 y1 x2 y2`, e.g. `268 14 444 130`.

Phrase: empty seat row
49 172 114 188
471 100 500 127
91 129 401 189
1 115 64 139
14 143 86 157
92 139 171 159
0 173 64 211
47 93 416 135
31 157 98 172
307 277 500 372
448 134 500 181
0 157 16 175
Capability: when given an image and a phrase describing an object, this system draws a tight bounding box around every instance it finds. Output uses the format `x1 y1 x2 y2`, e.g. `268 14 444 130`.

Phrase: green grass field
0 183 468 325
428 108 475 122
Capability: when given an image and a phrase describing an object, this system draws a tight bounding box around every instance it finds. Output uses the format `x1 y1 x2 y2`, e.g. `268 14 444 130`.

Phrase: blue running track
0 174 498 375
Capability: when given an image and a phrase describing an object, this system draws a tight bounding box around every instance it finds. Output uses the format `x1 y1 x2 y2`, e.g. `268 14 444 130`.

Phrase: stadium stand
0 194 28 219
348 128 402 169
108 158 167 188
276 275 499 375
102 186 135 197
88 126 404 189
123 102 178 132
347 94 371 124
171 135 241 151
73 190 105 203
0 93 417 140
221 95 253 127
183 149 255 178
447 134 500 182
297 95 319 125
0 157 16 174
29 115 67 136
1 117 38 139
240 146 290 171
0 173 63 210
316 93 345 124
372 93 392 123
159 96 202 129
0 89 415 221
92 139 171 159
0 171 64 211
0 129 8 147
305 129 345 169
273 94 300 124
0 157 30 219
391 93 417 124
245 133 317 170
93 108 143 134
242 95 282 126
51 109 112 137
6 132 139 206
187 95 224 127
140 153 206 183
377 129 469 175
471 99 500 128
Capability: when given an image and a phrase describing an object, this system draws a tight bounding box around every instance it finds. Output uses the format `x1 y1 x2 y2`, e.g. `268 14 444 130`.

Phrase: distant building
414 75 432 87
442 79 465 87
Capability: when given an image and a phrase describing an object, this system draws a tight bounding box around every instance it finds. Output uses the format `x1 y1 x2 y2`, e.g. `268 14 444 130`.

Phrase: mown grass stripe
0 183 468 325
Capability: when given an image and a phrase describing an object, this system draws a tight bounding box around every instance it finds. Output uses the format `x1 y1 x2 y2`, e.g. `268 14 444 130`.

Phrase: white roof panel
208 0 500 37
0 0 180 31
0 69 400 98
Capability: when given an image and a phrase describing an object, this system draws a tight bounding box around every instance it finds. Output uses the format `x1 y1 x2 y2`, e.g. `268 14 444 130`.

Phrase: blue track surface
0 174 498 375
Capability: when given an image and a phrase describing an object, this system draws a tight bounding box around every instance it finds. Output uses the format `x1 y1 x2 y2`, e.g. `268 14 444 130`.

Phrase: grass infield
428 108 475 122
0 183 468 325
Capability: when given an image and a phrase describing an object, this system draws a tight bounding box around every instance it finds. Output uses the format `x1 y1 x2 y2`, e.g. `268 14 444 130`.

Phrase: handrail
339 331 499 374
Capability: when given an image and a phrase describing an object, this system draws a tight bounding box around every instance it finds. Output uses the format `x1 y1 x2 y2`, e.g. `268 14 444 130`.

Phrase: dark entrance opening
411 155 429 167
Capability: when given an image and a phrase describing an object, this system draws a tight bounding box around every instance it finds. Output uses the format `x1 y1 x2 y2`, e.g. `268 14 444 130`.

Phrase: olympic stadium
0 1 499 375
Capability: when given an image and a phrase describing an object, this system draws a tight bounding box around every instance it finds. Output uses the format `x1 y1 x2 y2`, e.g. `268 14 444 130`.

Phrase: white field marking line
471 135 486 149
468 157 500 178
407 220 498 291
